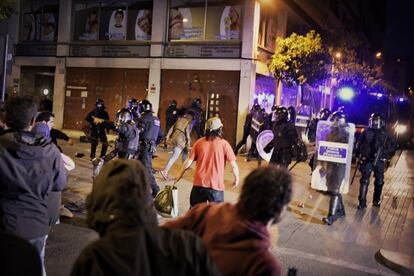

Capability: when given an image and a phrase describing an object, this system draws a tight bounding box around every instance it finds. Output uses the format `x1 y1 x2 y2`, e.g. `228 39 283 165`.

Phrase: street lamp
375 52 382 59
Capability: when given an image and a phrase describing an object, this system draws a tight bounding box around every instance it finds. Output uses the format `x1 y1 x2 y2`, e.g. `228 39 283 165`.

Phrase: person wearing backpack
160 111 195 180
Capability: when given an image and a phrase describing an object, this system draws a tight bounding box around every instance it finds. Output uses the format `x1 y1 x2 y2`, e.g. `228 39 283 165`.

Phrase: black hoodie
0 131 67 239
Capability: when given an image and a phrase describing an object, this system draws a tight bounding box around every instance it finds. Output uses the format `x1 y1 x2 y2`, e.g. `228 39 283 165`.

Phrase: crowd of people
0 95 398 275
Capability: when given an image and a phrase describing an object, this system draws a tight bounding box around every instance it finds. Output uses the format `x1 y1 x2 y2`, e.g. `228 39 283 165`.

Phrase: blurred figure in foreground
71 159 219 276
165 165 292 276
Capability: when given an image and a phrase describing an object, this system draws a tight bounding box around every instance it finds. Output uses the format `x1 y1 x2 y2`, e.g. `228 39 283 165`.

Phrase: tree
269 30 330 87
0 0 17 21
326 33 396 95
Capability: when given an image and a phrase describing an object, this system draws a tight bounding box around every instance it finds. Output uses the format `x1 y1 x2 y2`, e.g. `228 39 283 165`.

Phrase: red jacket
164 203 282 276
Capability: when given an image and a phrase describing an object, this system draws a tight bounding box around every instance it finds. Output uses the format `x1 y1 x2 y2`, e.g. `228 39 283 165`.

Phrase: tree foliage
329 46 382 92
269 30 329 87
326 33 396 94
0 0 17 21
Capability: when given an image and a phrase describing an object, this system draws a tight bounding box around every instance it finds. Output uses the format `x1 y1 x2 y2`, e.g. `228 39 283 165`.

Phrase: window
169 0 242 41
20 0 59 42
257 7 277 52
72 0 153 41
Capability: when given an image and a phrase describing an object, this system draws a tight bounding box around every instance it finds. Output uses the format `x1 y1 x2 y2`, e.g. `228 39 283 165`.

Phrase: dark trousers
138 148 160 197
90 129 108 158
190 186 224 207
234 130 249 154
359 161 385 202
270 149 292 168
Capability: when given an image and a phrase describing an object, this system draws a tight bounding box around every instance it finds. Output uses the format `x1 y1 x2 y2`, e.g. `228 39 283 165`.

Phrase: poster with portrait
21 13 37 41
77 8 99 41
219 6 241 40
40 13 56 41
135 10 152 40
108 9 127 41
169 8 203 40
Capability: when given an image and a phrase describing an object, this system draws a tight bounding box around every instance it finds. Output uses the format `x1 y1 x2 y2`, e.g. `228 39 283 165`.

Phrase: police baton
288 161 300 171
350 157 360 186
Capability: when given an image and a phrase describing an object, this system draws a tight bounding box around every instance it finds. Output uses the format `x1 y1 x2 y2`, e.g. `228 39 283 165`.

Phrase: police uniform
165 101 179 133
307 108 331 170
234 110 253 155
189 99 204 139
269 107 298 167
137 100 160 197
357 113 397 208
85 99 109 160
321 111 348 225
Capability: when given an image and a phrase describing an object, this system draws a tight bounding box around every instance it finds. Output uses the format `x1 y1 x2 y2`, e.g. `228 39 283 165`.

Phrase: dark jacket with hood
0 131 67 239
71 159 219 276
164 203 282 276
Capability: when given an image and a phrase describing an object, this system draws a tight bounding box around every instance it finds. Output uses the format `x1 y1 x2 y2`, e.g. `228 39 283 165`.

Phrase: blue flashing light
337 87 355 101
398 97 404 102
376 93 383 98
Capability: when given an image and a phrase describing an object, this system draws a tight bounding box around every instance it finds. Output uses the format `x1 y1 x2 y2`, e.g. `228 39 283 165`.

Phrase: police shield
256 130 273 162
311 120 355 194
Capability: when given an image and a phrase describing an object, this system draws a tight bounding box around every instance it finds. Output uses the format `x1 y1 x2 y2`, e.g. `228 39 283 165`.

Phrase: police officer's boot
323 195 340 225
337 194 346 218
100 142 108 158
357 183 369 210
373 184 383 207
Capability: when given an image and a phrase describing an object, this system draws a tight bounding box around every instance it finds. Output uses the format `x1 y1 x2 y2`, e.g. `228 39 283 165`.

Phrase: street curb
375 249 413 275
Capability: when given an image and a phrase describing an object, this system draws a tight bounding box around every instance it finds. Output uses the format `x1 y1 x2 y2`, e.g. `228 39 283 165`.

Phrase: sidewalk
59 130 413 275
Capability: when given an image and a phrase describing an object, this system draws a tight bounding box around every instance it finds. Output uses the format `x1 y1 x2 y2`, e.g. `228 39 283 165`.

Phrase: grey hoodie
0 131 67 239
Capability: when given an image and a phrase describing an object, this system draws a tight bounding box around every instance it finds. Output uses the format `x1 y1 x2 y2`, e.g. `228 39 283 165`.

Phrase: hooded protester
0 96 67 274
71 159 219 276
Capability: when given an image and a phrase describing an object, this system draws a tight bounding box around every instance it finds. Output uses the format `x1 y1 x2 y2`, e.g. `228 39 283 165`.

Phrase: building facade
1 0 379 145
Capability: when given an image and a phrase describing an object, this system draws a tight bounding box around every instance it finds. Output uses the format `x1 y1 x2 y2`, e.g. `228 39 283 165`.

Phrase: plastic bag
154 185 178 218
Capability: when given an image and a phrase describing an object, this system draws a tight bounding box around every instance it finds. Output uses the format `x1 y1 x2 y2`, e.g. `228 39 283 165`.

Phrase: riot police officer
85 99 109 160
165 100 179 134
137 100 160 197
322 111 348 225
246 103 264 162
307 108 331 169
189 98 205 139
357 113 397 209
234 106 254 155
127 98 140 124
92 108 140 177
268 107 298 167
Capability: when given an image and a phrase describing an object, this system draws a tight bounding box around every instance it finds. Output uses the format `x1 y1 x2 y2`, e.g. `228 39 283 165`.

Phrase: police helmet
275 107 289 123
116 108 132 124
252 103 261 111
169 100 177 107
95 98 105 110
192 98 202 108
139 99 152 113
330 111 347 125
128 98 139 110
368 113 385 129
318 108 331 120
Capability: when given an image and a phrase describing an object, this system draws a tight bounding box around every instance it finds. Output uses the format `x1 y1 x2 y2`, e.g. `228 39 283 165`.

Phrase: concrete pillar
147 0 167 114
2 2 20 94
237 0 259 142
53 0 71 128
